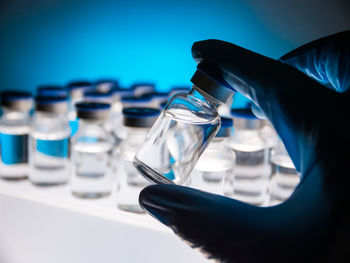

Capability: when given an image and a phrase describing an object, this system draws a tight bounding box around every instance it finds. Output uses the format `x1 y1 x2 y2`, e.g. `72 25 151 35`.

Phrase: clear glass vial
114 107 160 213
189 117 235 196
269 138 300 206
67 81 92 136
131 83 155 97
228 108 270 206
29 96 70 186
94 79 119 93
133 61 235 185
71 102 115 198
0 91 33 180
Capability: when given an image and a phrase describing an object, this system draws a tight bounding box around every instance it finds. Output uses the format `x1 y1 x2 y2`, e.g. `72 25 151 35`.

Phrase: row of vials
0 79 300 214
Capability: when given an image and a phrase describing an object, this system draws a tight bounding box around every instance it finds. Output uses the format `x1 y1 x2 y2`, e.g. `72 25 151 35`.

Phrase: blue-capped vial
189 117 235 195
114 107 160 213
29 96 70 186
37 85 69 97
84 91 113 104
140 92 169 108
131 82 155 97
134 61 235 185
228 107 269 205
120 95 154 108
95 79 119 93
66 81 92 135
269 138 300 205
71 102 115 198
0 91 33 180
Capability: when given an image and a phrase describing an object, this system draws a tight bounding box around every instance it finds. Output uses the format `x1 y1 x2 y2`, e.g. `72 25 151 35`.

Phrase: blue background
0 0 349 96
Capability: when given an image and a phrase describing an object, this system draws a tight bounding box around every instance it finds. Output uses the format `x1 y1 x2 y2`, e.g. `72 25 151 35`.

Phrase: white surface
0 179 209 263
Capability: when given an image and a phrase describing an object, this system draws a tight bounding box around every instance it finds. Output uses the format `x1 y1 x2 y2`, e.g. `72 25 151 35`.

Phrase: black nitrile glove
139 31 350 263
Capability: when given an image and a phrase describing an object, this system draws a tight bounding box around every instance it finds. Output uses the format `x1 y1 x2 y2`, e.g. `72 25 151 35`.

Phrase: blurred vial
140 92 169 108
0 92 33 180
189 117 235 195
114 107 160 213
121 96 154 108
228 108 269 206
71 102 115 198
37 85 68 97
269 139 300 205
84 91 113 104
29 96 70 186
94 79 119 93
67 81 92 119
133 61 235 185
131 82 155 97
109 87 135 141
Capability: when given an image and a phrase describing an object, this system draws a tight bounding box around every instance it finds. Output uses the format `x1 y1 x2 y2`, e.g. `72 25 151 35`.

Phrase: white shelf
0 179 209 263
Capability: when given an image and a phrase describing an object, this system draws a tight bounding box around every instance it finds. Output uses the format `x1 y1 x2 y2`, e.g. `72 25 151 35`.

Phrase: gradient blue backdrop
0 0 349 100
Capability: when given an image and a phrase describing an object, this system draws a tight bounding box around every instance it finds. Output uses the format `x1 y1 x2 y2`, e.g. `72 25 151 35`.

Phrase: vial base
133 158 174 185
0 163 28 180
118 204 145 214
72 191 111 199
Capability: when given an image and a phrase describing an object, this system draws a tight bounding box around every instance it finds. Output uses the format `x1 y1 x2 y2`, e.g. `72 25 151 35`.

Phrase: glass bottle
133 61 235 185
0 91 32 180
94 79 119 93
114 107 160 213
67 81 92 136
269 138 300 205
71 102 115 198
131 83 155 97
29 96 70 186
189 117 235 196
228 107 269 206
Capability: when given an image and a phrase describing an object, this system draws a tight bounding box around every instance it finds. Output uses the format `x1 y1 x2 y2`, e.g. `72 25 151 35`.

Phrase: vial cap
122 107 160 128
35 96 68 113
216 117 233 138
230 107 264 130
111 87 134 98
37 85 68 97
191 61 235 104
76 102 111 120
67 81 92 91
1 91 33 111
131 83 155 96
84 91 113 103
94 79 119 93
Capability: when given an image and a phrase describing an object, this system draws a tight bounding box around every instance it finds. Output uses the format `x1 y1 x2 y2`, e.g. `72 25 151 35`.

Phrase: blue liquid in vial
0 133 28 165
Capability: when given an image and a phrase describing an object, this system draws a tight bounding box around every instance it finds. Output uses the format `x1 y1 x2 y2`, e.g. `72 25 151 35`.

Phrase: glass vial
114 107 160 213
67 81 92 136
0 91 33 180
189 117 235 195
133 61 235 185
71 102 115 198
269 139 300 205
29 96 70 186
228 108 269 206
131 83 155 97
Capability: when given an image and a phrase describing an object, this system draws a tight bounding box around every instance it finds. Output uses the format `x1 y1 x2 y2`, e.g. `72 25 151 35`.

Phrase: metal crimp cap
191 61 236 104
76 102 111 121
1 91 33 111
122 107 160 128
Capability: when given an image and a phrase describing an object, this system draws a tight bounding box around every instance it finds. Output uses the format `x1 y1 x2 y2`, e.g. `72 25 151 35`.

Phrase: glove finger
280 30 350 93
139 173 333 263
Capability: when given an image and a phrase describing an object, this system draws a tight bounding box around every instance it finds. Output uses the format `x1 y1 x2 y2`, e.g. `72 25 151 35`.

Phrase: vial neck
126 127 148 140
190 87 221 110
2 109 30 120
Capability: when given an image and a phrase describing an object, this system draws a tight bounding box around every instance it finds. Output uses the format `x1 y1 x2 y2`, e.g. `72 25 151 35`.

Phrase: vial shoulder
166 93 219 124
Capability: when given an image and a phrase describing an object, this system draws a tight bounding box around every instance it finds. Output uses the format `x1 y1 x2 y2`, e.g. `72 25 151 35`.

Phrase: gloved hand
139 31 350 262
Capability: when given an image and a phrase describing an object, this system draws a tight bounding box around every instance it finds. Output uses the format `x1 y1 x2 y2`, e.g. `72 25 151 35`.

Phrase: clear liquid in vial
29 131 70 186
71 141 113 198
0 126 29 179
191 158 233 195
269 154 300 205
134 108 219 185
